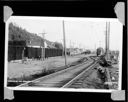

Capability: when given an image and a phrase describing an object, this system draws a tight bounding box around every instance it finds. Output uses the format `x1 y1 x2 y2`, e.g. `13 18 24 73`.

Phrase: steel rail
17 56 92 87
61 58 100 88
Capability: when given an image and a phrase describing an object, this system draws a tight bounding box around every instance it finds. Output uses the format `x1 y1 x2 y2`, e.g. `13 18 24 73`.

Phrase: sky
7 16 123 51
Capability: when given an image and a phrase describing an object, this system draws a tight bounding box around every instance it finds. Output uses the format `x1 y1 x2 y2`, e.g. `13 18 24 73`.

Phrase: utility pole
70 40 72 54
39 30 46 61
107 22 110 60
95 44 96 54
105 22 112 87
105 22 107 55
105 22 110 60
62 20 67 66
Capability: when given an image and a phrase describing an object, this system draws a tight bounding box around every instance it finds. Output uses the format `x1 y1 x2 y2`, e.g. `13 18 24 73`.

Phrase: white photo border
4 16 123 93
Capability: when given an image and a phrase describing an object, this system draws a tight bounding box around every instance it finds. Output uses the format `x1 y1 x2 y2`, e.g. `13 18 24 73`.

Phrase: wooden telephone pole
62 20 67 66
39 30 46 61
105 22 110 60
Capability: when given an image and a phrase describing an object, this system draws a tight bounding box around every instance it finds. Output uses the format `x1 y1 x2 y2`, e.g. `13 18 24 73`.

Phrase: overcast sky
7 16 123 51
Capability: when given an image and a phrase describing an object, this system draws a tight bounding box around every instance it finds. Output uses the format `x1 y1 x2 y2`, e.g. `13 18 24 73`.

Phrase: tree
54 42 63 49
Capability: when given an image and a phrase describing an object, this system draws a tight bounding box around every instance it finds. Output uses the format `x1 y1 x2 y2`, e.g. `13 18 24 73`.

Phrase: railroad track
17 56 100 88
62 60 99 88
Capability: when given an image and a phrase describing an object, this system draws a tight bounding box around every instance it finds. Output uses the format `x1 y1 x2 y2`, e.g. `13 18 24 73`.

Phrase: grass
7 69 55 86
8 56 82 79
7 56 87 86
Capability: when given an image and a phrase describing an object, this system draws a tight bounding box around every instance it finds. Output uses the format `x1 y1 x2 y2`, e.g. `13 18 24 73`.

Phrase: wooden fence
8 45 63 61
